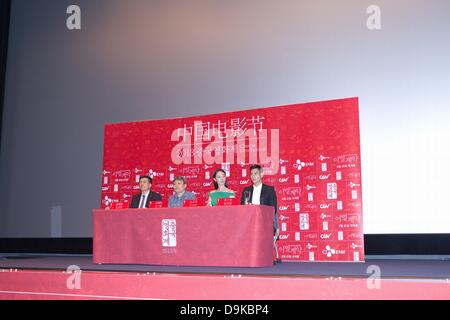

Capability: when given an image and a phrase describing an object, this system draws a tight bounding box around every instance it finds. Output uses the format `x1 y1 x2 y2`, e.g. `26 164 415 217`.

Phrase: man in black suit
129 175 162 208
241 164 280 262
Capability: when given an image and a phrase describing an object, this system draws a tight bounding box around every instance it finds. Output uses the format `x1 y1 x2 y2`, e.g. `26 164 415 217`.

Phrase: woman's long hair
213 169 228 190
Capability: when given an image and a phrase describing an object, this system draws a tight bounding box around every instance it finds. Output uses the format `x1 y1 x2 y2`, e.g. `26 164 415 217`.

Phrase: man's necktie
139 195 146 208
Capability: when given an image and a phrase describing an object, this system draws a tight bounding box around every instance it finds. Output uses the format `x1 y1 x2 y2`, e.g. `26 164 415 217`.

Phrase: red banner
100 97 364 262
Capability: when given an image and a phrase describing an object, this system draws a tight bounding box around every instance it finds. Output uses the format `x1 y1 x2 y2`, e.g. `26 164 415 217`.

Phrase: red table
93 205 275 267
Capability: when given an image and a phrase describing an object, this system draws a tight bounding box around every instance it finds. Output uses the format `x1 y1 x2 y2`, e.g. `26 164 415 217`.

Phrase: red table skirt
93 205 275 267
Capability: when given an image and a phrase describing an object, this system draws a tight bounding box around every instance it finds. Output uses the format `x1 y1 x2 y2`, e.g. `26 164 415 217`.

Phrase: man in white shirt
241 164 280 262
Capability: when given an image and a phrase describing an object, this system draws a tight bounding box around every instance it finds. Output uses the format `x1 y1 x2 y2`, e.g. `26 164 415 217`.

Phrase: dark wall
0 0 11 155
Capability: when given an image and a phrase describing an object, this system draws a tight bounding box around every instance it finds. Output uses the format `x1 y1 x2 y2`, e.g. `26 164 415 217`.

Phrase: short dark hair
139 175 153 184
249 164 262 172
213 169 228 190
173 176 186 184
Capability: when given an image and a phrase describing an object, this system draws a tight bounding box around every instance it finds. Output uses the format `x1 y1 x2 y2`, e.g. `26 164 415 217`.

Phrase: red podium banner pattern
93 206 275 267
100 97 364 262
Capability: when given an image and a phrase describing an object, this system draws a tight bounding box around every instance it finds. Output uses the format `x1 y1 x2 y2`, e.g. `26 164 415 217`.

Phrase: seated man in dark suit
241 164 280 263
129 175 162 208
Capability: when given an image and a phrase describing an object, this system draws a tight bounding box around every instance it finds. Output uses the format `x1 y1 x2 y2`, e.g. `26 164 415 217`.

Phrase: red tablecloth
93 205 275 267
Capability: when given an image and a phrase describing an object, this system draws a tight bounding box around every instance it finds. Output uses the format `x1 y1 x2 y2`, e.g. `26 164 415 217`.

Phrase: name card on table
148 200 168 208
216 198 239 206
108 201 129 210
183 200 199 207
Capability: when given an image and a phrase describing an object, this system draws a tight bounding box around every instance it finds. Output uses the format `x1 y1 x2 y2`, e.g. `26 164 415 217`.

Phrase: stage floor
1 254 450 279
1 254 450 299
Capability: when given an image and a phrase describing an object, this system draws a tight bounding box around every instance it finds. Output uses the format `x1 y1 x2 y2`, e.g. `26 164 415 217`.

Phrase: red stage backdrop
100 97 364 262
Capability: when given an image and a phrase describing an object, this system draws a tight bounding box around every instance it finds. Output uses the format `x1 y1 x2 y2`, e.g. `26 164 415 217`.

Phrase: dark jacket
240 184 279 231
129 191 162 208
